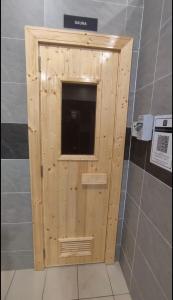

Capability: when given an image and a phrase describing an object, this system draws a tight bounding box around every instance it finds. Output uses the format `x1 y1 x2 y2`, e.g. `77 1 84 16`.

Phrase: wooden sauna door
40 45 119 267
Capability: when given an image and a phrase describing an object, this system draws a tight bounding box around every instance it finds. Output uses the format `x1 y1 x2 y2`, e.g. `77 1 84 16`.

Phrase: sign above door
64 14 98 31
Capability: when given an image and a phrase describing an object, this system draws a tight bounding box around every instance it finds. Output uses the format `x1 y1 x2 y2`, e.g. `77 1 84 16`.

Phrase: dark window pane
61 83 97 155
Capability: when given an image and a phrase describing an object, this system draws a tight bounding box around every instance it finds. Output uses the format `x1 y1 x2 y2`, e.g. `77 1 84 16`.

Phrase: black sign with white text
64 15 98 31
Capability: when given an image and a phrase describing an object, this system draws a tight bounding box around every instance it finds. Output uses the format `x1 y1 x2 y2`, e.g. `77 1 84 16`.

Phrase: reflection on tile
161 0 172 26
127 92 135 127
121 223 135 267
128 0 143 6
155 19 172 79
151 74 172 115
133 84 153 120
141 171 172 244
1 251 34 270
107 262 129 295
125 6 143 50
4 159 30 192
1 193 32 223
1 38 26 83
1 160 6 192
129 51 138 92
1 0 44 38
118 191 126 219
121 161 129 191
136 35 159 89
124 194 139 237
1 223 33 251
115 244 121 260
140 0 162 47
78 263 112 298
1 270 15 300
45 0 126 36
1 124 29 159
116 219 123 245
6 269 45 300
130 137 148 169
131 276 145 300
43 266 77 300
137 212 172 300
119 250 132 289
1 83 27 124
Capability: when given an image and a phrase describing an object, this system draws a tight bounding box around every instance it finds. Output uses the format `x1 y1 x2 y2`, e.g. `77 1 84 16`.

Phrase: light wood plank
81 173 107 185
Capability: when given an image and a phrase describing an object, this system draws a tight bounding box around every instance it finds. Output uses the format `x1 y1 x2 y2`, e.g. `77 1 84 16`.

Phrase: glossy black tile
130 136 148 169
1 123 29 159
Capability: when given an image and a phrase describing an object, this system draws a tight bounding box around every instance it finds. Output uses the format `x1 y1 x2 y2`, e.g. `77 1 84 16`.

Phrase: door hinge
38 56 41 72
41 165 44 177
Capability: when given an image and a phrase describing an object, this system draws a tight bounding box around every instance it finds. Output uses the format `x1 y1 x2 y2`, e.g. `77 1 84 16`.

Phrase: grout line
129 155 146 290
78 295 114 300
121 247 132 273
5 270 16 300
149 0 165 113
130 0 144 119
139 208 172 248
160 15 172 29
130 275 145 300
136 245 168 300
93 0 144 8
41 269 47 300
43 0 45 26
105 264 114 296
127 188 172 247
1 81 26 85
123 3 128 35
77 265 79 300
1 36 24 40
129 158 172 188
2 222 32 225
136 71 172 92
2 192 31 195
1 250 33 253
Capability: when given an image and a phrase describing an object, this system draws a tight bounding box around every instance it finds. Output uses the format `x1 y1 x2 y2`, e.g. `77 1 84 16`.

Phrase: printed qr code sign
157 135 169 153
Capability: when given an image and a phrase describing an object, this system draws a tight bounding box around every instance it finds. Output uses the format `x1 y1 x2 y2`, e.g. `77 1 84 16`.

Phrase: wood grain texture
81 173 107 185
25 26 133 269
105 40 133 263
40 45 119 266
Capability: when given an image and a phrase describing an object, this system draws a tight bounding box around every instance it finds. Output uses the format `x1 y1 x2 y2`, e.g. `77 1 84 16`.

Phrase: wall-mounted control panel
132 114 154 141
150 115 172 172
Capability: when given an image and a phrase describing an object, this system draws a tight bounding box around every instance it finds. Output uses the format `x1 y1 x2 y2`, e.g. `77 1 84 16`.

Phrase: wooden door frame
25 26 133 270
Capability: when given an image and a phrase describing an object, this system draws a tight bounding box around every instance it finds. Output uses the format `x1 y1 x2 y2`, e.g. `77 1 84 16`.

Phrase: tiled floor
1 262 132 300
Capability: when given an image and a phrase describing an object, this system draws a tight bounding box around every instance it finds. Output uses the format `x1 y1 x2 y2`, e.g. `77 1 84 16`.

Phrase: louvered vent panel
59 237 94 257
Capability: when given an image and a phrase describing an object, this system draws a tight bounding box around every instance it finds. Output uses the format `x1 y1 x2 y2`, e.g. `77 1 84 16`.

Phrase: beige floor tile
114 294 132 300
78 263 112 299
43 266 78 300
1 271 15 300
6 269 46 300
107 263 129 295
85 297 114 300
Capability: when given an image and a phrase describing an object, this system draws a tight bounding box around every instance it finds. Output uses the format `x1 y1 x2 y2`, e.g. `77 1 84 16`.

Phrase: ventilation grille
59 237 94 258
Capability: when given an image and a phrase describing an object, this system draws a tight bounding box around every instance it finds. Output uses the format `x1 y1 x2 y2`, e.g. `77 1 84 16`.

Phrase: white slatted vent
59 237 93 257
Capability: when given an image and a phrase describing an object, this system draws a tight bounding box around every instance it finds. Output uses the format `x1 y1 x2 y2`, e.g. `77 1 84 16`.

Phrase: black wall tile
1 124 29 159
129 135 172 187
124 127 131 160
130 137 148 169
